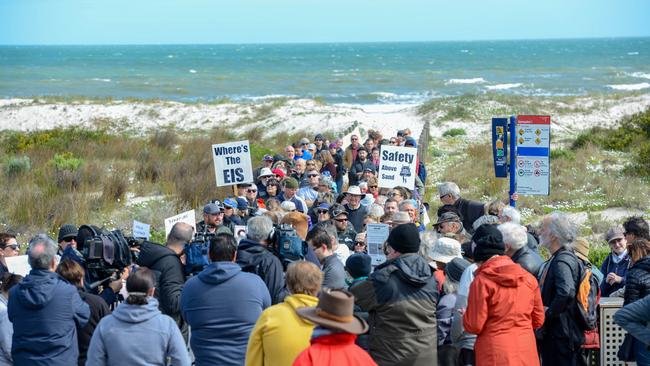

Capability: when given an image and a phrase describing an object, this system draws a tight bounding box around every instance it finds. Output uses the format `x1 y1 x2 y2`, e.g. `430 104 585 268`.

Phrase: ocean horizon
1 38 649 104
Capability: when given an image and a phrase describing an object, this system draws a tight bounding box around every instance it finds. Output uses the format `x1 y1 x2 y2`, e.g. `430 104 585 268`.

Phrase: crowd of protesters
0 128 648 366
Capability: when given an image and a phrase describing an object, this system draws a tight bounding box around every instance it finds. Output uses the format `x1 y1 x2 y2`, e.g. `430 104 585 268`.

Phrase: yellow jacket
245 293 318 366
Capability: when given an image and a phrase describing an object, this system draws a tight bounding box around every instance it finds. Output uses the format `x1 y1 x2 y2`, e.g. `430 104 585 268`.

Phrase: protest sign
164 210 196 238
212 140 253 187
378 145 418 189
234 225 247 243
132 220 151 240
366 223 389 266
6 255 31 276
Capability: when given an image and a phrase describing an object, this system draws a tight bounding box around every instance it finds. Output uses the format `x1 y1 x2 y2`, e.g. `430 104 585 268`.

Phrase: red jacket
292 333 377 366
463 255 545 366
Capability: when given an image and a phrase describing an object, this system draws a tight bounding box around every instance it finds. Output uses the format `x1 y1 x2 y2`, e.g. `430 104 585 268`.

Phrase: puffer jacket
350 253 439 366
511 245 543 277
624 255 650 305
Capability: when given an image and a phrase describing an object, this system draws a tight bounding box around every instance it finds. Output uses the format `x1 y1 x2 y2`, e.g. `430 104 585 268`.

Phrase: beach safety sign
212 140 253 187
516 115 551 195
378 145 418 189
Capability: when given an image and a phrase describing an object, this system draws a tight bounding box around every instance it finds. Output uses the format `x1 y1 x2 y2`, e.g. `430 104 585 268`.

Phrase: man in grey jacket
306 224 346 289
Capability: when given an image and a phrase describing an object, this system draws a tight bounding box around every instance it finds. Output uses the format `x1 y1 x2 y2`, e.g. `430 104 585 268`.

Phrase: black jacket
236 239 289 305
539 247 584 348
511 246 543 277
351 253 439 366
77 290 110 366
624 256 650 305
453 197 485 234
136 241 187 337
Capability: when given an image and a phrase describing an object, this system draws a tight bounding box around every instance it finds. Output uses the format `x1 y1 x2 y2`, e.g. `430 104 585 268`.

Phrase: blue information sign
491 118 508 178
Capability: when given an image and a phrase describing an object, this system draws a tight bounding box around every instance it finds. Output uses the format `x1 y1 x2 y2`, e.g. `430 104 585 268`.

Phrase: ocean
1 38 649 104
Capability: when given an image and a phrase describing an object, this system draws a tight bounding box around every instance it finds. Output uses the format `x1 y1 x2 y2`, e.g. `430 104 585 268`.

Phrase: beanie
472 224 505 262
345 254 372 279
387 223 420 254
444 257 471 283
58 224 78 243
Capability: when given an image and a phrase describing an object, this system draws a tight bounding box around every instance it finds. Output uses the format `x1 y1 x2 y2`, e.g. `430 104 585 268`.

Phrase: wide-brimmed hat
259 167 274 178
428 237 462 264
296 289 369 334
345 186 364 196
574 237 590 262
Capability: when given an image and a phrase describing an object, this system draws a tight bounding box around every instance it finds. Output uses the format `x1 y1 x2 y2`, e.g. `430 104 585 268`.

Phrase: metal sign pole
509 115 517 207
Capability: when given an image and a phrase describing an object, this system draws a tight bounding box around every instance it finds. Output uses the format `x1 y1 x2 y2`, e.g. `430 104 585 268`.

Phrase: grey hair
438 182 461 199
419 231 438 261
501 206 521 224
442 277 460 295
27 234 58 270
498 223 528 251
368 204 385 218
547 212 577 248
472 215 500 231
246 216 274 243
399 199 418 211
167 222 194 247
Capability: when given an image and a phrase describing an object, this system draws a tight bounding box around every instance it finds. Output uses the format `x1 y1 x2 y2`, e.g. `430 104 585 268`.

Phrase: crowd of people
0 128 648 366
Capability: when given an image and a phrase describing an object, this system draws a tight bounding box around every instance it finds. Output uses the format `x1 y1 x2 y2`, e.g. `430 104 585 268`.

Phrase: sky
1 0 649 45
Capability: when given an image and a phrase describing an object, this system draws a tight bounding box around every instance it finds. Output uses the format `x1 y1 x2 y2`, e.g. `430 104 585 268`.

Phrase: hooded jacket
292 333 378 366
85 297 189 366
136 241 187 336
77 290 110 366
8 269 90 366
463 255 544 366
237 239 289 304
181 262 271 366
350 253 438 366
624 255 650 305
246 293 319 366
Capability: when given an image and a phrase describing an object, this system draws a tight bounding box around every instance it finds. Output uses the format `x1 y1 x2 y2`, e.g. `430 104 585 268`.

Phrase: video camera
183 230 215 276
269 223 308 271
78 225 142 286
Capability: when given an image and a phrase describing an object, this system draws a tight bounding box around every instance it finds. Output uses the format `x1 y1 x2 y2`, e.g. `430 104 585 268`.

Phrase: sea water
0 38 649 104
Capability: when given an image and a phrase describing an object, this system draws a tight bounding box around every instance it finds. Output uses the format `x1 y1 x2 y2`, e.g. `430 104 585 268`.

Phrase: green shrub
588 245 611 269
442 128 467 138
550 148 575 161
4 155 31 176
50 152 83 171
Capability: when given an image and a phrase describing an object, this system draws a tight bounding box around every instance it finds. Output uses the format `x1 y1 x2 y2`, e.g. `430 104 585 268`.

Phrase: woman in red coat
293 289 376 366
463 224 545 366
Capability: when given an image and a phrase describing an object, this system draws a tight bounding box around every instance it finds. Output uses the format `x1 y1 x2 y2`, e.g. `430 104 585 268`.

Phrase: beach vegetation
4 155 31 176
50 152 83 171
442 128 466 137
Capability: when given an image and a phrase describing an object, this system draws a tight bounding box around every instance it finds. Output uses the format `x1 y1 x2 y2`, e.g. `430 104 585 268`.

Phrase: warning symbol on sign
534 160 541 168
535 129 541 135
519 129 524 136
518 170 525 176
518 159 525 168
518 137 524 144
534 169 541 177
535 137 541 145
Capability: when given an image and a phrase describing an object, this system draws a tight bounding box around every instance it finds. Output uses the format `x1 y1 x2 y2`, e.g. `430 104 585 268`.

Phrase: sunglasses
369 185 378 188
308 174 319 178
351 137 358 141
6 245 20 250
354 241 366 246
317 209 329 214
62 237 75 243
247 189 257 193
387 192 400 197
334 218 348 222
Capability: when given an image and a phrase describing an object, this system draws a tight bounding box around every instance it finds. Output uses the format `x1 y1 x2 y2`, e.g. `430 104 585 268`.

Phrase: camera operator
72 227 129 306
137 222 193 342
196 202 233 235
236 216 289 305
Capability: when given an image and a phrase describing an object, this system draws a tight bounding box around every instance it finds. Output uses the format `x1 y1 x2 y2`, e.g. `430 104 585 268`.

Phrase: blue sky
1 0 649 45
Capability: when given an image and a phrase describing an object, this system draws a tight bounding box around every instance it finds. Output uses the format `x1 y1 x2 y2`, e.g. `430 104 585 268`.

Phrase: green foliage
4 155 31 176
1 127 110 154
442 128 467 138
550 148 575 161
50 152 83 171
588 245 611 269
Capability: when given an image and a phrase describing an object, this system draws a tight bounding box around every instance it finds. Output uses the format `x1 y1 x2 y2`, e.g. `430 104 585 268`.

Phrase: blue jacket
85 297 190 366
600 252 630 297
615 295 650 346
181 262 271 366
8 269 90 366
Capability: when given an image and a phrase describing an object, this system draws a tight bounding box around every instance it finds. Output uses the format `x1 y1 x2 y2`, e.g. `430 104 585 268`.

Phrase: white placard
6 255 31 276
366 223 390 266
378 145 418 190
164 210 196 238
212 140 253 187
132 220 151 240
234 225 247 243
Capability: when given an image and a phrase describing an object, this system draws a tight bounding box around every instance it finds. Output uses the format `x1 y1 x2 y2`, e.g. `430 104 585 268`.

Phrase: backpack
576 259 601 348
273 223 307 270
